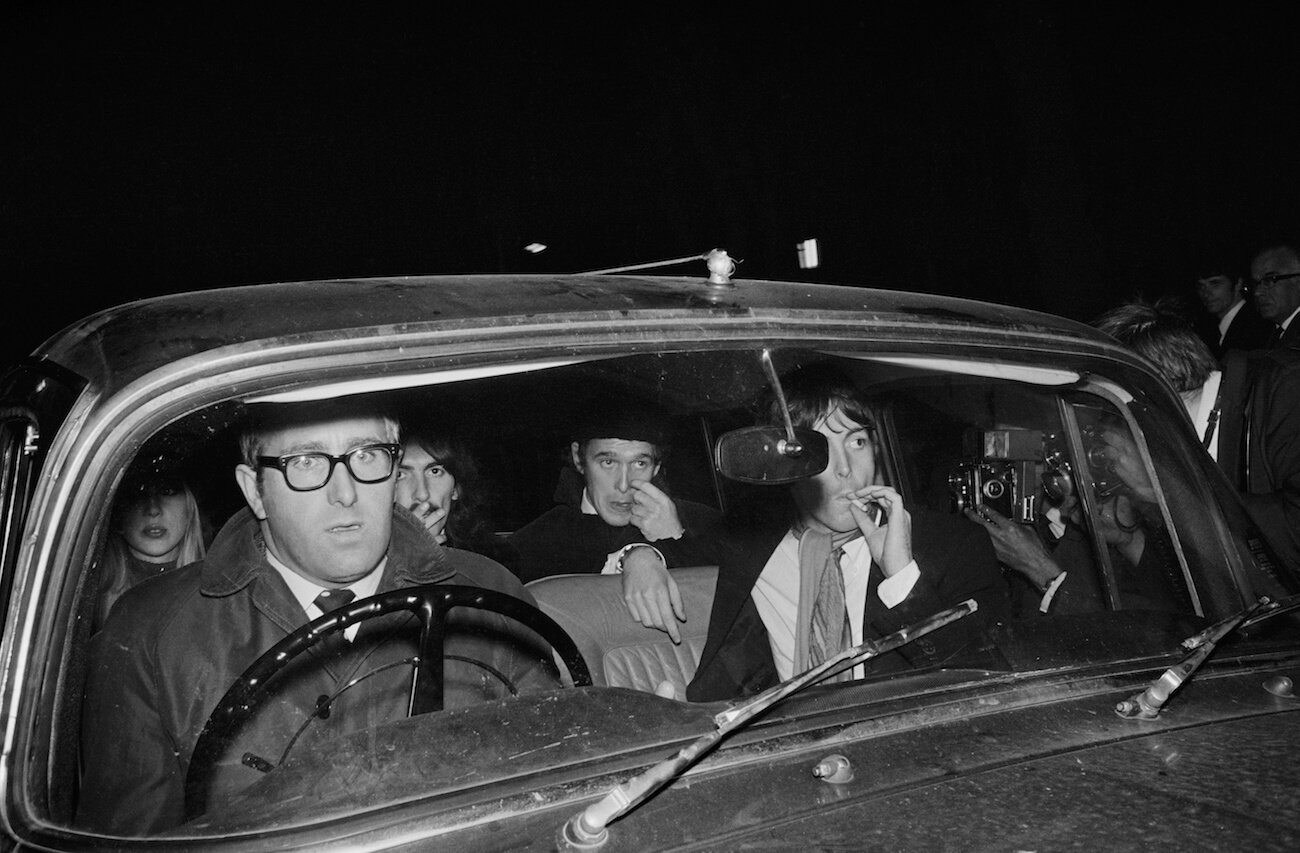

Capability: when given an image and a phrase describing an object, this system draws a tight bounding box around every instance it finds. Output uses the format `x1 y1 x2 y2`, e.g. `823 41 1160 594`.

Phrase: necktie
313 588 356 615
1267 325 1283 348
794 527 861 679
809 544 852 670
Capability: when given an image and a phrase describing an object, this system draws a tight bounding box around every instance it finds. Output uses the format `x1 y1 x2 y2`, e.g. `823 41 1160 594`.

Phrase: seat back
526 565 717 696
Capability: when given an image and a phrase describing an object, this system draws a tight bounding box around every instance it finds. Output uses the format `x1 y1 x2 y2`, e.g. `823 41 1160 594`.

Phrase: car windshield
30 343 1300 841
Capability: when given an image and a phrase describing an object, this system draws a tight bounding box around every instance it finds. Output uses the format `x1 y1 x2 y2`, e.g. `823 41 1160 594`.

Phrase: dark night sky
5 4 1300 367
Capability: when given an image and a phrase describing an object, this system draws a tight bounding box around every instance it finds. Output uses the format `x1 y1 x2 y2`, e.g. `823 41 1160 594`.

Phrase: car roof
32 273 1119 399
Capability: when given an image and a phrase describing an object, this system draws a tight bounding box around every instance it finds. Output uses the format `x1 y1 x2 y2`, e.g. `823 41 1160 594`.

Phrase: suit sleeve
865 511 1011 665
76 612 186 834
1241 354 1300 567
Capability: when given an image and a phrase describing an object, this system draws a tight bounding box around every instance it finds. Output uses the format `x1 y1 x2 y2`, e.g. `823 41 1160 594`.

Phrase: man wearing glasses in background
78 399 557 835
1212 242 1300 574
1250 243 1300 348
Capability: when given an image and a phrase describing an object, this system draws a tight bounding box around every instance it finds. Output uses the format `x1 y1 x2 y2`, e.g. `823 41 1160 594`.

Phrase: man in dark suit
1250 244 1300 348
1094 295 1300 576
1195 269 1274 359
686 365 1010 702
509 401 722 642
1217 344 1300 571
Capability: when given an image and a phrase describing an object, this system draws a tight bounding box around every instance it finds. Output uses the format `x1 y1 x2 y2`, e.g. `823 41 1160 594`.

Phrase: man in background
1194 261 1273 359
1250 244 1300 348
508 401 722 642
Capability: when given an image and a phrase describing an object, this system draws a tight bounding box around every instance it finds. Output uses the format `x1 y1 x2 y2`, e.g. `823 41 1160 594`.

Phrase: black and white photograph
3 4 1300 851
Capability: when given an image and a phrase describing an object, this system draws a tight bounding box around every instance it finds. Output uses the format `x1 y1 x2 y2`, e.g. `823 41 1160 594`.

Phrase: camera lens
982 479 1006 499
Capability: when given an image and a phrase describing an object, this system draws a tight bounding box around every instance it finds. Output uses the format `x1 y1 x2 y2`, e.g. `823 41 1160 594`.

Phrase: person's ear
235 463 267 521
570 441 584 472
451 484 460 501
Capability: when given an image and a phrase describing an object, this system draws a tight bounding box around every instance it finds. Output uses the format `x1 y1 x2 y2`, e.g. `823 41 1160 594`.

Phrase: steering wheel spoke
183 584 591 821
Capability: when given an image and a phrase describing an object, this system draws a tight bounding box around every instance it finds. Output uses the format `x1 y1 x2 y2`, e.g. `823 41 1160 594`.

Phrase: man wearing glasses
1250 244 1300 348
78 399 557 835
1215 243 1300 573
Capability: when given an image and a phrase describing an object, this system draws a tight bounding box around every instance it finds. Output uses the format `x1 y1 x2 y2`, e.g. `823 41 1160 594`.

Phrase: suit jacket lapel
1217 349 1251 488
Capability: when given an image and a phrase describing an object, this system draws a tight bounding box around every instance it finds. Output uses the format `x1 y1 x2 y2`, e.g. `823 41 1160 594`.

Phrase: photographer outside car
959 422 1183 616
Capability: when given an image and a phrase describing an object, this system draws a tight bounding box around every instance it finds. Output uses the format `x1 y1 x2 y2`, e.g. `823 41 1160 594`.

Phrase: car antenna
558 599 978 850
581 248 737 285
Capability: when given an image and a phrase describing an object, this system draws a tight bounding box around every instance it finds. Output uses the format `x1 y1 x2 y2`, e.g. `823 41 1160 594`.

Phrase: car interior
39 344 1271 831
82 348 1227 693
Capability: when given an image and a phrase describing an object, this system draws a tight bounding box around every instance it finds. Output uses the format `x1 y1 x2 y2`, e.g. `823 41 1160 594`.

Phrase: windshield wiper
559 599 978 849
1114 593 1300 720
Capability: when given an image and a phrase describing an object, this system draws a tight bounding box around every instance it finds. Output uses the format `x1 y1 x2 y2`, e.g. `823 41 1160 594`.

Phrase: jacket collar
201 504 455 598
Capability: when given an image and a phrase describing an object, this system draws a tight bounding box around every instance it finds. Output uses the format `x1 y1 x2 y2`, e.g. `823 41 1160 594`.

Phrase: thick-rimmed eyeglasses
1252 272 1300 290
256 443 401 491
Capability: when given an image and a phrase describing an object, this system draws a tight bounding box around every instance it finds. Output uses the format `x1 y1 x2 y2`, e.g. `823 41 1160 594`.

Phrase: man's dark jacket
686 507 1010 702
1217 345 1300 571
77 506 557 835
1220 302 1275 356
508 470 723 582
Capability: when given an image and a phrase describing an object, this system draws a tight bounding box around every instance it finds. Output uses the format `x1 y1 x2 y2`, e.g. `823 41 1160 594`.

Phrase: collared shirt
1036 506 1070 613
1281 306 1300 334
582 487 676 575
266 549 385 641
751 530 919 681
582 489 627 574
1187 370 1224 461
1218 299 1246 344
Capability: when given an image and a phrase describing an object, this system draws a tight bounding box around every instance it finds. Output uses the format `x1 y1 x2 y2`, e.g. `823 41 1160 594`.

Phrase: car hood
184 659 1300 851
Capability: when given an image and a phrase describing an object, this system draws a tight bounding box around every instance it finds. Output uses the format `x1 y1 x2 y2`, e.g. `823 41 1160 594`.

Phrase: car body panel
2 271 1298 850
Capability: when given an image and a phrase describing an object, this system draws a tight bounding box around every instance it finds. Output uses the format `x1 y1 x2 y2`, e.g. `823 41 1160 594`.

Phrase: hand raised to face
629 480 684 542
847 484 912 577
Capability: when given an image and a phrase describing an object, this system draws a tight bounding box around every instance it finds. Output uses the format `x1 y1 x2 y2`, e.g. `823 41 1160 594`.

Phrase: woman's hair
403 430 503 556
1093 297 1218 393
95 477 206 630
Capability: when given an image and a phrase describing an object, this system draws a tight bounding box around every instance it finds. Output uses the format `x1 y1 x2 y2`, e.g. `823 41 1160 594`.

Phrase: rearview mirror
714 426 829 484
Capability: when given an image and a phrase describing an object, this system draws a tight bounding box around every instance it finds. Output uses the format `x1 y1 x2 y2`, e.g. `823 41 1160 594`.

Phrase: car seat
525 565 717 698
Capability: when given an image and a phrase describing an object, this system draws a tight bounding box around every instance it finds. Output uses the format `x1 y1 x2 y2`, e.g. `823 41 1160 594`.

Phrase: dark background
5 3 1299 367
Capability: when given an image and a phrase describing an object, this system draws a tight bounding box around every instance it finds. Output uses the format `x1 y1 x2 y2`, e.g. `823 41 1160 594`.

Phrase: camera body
948 428 1041 523
1042 423 1125 501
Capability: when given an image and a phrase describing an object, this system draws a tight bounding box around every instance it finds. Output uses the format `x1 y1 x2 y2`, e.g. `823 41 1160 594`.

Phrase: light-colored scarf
792 525 862 680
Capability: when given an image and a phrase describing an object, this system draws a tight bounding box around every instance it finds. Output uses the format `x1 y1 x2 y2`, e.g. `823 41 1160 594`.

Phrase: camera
948 428 1041 523
1041 422 1126 503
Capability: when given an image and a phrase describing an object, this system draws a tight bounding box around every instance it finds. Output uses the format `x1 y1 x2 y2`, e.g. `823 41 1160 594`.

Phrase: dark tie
1267 325 1283 348
313 588 356 614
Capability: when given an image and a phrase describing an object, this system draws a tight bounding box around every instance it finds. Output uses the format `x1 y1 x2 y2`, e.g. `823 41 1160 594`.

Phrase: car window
881 379 1199 618
30 345 1300 840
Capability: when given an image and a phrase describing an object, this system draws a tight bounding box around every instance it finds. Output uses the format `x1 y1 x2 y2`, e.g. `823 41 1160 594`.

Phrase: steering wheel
183 584 592 820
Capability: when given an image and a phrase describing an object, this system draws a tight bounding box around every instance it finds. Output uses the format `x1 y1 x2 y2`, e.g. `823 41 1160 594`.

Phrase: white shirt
1184 370 1223 461
751 531 919 681
1037 506 1070 613
266 549 385 641
1281 306 1300 334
